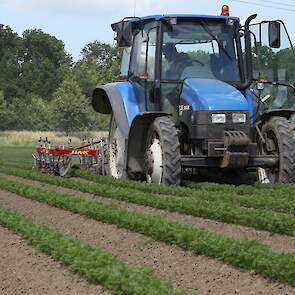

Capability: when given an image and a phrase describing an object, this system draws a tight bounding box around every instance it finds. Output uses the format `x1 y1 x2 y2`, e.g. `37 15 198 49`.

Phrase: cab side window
120 47 131 78
130 32 146 76
146 29 157 80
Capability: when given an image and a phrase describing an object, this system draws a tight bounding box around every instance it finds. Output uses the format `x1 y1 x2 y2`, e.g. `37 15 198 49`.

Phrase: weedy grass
0 146 34 167
0 131 107 146
73 169 295 215
0 177 295 286
1 167 295 236
0 207 189 295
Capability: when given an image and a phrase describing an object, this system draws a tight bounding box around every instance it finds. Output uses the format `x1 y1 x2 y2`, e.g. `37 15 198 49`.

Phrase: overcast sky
1 0 295 60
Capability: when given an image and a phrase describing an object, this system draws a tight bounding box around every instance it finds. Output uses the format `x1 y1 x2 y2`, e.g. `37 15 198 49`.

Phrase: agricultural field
0 135 295 294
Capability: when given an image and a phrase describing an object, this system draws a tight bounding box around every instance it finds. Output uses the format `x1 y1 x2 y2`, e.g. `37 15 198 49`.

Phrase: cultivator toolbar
33 137 108 177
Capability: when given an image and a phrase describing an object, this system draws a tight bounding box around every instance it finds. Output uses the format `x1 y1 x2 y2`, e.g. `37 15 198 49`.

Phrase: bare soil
0 188 294 295
3 173 295 254
0 226 109 295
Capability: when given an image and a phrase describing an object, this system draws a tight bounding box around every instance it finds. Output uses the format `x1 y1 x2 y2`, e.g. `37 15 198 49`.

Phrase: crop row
184 178 295 200
73 169 295 215
2 155 294 208
0 176 295 286
0 207 187 295
2 144 295 200
75 169 295 203
1 167 295 236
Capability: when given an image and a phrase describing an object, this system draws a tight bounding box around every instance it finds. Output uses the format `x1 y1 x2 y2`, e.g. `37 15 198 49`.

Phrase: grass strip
0 207 189 295
0 160 32 170
1 178 295 286
0 146 34 166
1 166 295 236
73 169 295 215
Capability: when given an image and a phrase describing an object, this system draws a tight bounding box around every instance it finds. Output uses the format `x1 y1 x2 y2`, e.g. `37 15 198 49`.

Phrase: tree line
0 25 121 132
1 24 294 132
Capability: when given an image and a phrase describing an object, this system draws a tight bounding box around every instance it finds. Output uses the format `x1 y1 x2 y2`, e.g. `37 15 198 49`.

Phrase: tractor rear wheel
258 116 295 184
145 116 181 185
108 116 126 179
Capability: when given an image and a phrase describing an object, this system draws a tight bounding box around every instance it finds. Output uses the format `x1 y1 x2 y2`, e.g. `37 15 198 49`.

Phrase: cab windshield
161 20 242 83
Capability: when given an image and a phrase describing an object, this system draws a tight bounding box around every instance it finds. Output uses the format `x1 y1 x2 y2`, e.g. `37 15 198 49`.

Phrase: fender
260 109 295 122
92 82 141 138
127 112 170 178
92 82 169 177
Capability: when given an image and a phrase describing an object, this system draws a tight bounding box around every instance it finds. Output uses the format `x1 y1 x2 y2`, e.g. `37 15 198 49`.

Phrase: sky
1 0 295 60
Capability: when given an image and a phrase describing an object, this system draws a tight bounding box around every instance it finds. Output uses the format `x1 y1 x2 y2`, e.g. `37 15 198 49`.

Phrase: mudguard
260 109 295 122
92 82 141 138
92 81 170 177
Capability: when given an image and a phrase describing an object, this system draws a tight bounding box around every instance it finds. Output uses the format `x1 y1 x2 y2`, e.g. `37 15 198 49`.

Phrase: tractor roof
129 14 240 23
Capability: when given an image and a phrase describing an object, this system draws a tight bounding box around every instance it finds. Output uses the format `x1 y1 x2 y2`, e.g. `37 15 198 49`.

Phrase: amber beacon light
221 4 230 16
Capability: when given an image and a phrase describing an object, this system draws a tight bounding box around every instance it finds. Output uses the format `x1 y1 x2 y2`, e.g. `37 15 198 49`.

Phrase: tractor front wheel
145 116 181 185
258 116 295 184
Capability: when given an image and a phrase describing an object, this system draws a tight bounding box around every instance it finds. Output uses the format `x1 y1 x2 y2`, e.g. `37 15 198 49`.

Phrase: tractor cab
92 7 295 185
115 13 247 116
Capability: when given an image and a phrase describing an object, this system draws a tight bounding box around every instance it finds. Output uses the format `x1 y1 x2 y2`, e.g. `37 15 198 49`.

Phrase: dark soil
0 188 294 295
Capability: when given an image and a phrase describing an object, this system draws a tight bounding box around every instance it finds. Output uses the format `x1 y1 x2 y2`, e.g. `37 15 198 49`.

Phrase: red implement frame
36 146 98 156
34 139 105 176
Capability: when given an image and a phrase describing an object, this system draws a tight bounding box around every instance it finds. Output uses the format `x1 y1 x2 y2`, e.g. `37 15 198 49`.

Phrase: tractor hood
181 78 248 111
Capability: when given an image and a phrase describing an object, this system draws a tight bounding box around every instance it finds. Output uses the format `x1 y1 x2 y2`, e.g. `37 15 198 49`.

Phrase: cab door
249 21 295 112
129 26 158 112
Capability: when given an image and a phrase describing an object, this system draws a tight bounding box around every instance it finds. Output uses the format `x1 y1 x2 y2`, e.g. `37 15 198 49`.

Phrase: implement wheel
145 116 181 185
258 116 295 184
57 157 72 177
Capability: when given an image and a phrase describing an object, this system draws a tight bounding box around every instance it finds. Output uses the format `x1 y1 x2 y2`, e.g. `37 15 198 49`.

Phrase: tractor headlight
211 113 226 124
232 113 247 123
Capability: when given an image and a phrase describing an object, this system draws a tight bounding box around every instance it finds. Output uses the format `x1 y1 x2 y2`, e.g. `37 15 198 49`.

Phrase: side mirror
111 21 133 47
269 21 281 48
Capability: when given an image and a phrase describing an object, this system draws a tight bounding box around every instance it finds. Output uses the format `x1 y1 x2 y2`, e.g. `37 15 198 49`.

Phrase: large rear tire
145 116 181 185
258 116 295 184
108 116 126 179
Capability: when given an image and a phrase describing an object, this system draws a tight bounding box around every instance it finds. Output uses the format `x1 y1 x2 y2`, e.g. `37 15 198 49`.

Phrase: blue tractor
92 6 295 185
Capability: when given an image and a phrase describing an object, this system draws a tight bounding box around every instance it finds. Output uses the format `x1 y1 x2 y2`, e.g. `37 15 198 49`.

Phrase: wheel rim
109 118 125 179
145 135 163 184
258 130 280 184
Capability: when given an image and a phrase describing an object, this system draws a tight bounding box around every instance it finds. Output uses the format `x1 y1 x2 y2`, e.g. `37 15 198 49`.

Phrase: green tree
73 42 121 98
6 95 50 131
0 90 13 130
0 26 123 131
81 41 120 67
49 78 95 132
0 25 21 102
18 29 71 100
